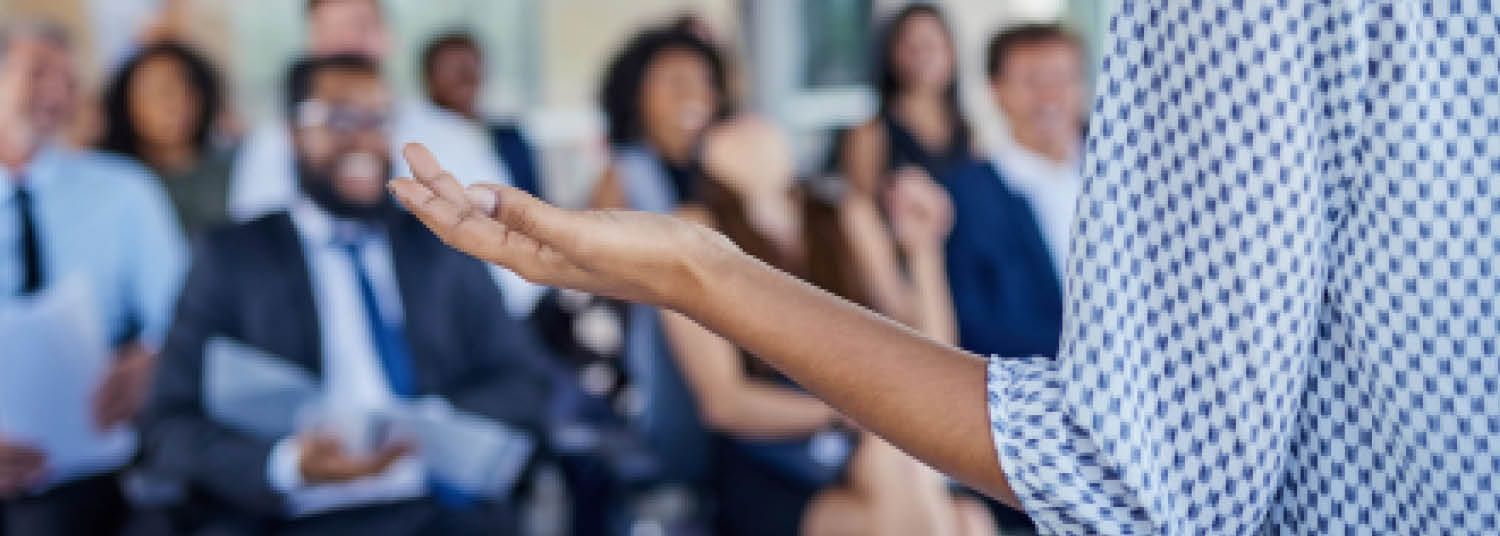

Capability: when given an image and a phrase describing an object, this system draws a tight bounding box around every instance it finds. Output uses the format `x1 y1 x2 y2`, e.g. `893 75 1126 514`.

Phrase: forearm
904 246 958 346
671 248 1018 505
841 198 915 322
703 381 840 440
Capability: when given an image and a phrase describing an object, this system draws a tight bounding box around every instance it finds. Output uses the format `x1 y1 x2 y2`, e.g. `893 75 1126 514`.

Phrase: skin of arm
839 122 914 322
388 143 1021 507
885 171 959 346
661 208 841 439
661 308 841 439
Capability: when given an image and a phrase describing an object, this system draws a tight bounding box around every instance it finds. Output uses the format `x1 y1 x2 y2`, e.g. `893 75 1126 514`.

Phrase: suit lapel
265 213 324 377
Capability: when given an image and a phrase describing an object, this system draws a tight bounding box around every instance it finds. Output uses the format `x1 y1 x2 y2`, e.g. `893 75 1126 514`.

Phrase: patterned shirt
987 2 1500 534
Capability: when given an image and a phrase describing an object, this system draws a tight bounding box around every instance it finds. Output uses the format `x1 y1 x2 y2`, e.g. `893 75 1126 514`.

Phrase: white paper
203 337 319 440
199 338 534 501
0 277 136 486
400 398 536 500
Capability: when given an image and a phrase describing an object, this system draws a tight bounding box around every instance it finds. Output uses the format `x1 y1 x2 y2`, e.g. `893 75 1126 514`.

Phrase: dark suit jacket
941 161 1066 359
143 210 554 520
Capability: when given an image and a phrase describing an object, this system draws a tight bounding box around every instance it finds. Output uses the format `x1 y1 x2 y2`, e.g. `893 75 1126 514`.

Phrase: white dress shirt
990 138 1084 281
265 199 426 516
228 98 543 316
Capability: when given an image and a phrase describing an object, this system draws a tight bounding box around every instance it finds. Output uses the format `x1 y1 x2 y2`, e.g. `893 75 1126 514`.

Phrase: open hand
388 143 740 309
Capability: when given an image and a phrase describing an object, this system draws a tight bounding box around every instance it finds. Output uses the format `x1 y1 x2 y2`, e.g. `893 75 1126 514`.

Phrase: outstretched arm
388 143 1019 506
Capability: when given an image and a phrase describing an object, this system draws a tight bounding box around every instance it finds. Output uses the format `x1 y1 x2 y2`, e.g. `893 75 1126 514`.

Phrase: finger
402 143 444 183
392 179 585 285
389 178 513 259
471 183 580 255
401 143 471 208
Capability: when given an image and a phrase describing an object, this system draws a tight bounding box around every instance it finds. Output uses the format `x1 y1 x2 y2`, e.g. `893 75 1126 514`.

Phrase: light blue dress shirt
0 145 187 349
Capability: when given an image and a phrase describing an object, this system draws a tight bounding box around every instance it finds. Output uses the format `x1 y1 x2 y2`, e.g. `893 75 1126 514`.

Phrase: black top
881 113 974 182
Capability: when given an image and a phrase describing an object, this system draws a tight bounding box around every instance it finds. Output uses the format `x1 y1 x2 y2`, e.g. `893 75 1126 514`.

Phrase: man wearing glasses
144 55 552 534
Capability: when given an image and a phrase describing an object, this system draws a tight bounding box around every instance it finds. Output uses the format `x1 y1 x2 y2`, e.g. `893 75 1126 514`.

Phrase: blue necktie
339 236 474 508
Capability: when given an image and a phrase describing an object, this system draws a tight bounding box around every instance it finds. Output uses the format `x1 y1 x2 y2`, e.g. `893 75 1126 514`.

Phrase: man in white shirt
985 24 1088 277
146 55 552 535
229 0 541 316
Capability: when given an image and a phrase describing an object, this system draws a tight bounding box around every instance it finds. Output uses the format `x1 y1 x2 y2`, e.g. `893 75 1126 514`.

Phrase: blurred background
0 0 1109 206
0 1 1112 535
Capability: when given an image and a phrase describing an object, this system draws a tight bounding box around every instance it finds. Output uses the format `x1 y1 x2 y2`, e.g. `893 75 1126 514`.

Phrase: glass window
799 0 873 90
227 0 538 121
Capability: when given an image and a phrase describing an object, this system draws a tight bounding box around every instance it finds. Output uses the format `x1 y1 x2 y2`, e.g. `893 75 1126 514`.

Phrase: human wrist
662 231 744 314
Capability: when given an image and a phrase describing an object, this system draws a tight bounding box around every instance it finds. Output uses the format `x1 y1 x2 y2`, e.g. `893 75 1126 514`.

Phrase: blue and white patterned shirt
987 2 1499 534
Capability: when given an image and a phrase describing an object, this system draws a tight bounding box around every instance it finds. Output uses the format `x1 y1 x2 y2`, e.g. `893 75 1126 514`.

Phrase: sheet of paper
202 337 319 441
0 277 136 486
400 398 536 500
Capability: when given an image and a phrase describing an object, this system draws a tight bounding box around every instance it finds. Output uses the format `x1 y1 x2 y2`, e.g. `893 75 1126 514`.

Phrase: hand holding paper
0 439 46 498
92 343 156 431
296 433 411 485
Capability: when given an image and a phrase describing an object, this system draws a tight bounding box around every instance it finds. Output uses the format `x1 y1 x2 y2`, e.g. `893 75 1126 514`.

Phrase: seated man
420 31 543 200
941 25 1090 360
0 20 187 535
144 55 552 535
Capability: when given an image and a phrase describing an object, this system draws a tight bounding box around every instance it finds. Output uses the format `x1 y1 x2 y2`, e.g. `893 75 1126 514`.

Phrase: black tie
16 184 43 294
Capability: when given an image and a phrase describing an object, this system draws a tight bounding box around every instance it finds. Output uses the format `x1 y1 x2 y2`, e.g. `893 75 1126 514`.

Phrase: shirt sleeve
983 2 1351 533
120 163 189 350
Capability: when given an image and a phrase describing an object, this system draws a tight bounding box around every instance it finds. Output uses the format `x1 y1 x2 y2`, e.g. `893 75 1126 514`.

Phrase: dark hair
599 28 729 145
99 41 221 159
873 4 968 148
284 53 382 121
696 178 868 308
985 24 1082 80
420 30 479 82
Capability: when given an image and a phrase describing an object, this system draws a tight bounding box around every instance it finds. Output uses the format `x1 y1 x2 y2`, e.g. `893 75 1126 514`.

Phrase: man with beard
144 55 552 535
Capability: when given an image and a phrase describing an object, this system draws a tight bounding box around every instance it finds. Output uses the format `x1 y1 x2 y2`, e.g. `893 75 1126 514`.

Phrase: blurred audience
591 28 729 212
667 117 990 536
0 20 187 535
589 26 732 464
941 24 1087 361
143 55 552 535
0 3 1094 533
838 4 976 332
99 42 234 238
228 0 542 316
420 32 543 200
984 24 1087 279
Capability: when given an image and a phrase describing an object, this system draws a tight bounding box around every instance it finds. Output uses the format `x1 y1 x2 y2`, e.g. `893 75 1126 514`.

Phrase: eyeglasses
295 100 390 134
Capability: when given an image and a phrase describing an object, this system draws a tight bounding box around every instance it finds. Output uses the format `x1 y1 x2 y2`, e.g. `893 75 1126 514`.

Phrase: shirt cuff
267 436 304 493
986 355 1154 534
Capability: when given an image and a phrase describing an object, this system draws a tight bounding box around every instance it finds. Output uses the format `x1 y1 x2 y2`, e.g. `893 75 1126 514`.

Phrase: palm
389 144 735 306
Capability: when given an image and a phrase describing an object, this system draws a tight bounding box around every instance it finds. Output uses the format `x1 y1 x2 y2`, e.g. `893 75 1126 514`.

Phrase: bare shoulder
844 119 887 154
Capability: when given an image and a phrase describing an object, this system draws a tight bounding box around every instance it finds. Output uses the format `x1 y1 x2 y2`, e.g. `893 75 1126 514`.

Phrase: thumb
465 183 580 255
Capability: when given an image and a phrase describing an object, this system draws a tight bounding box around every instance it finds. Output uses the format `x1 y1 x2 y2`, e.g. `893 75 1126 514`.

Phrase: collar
990 136 1081 186
290 197 383 249
0 144 66 203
